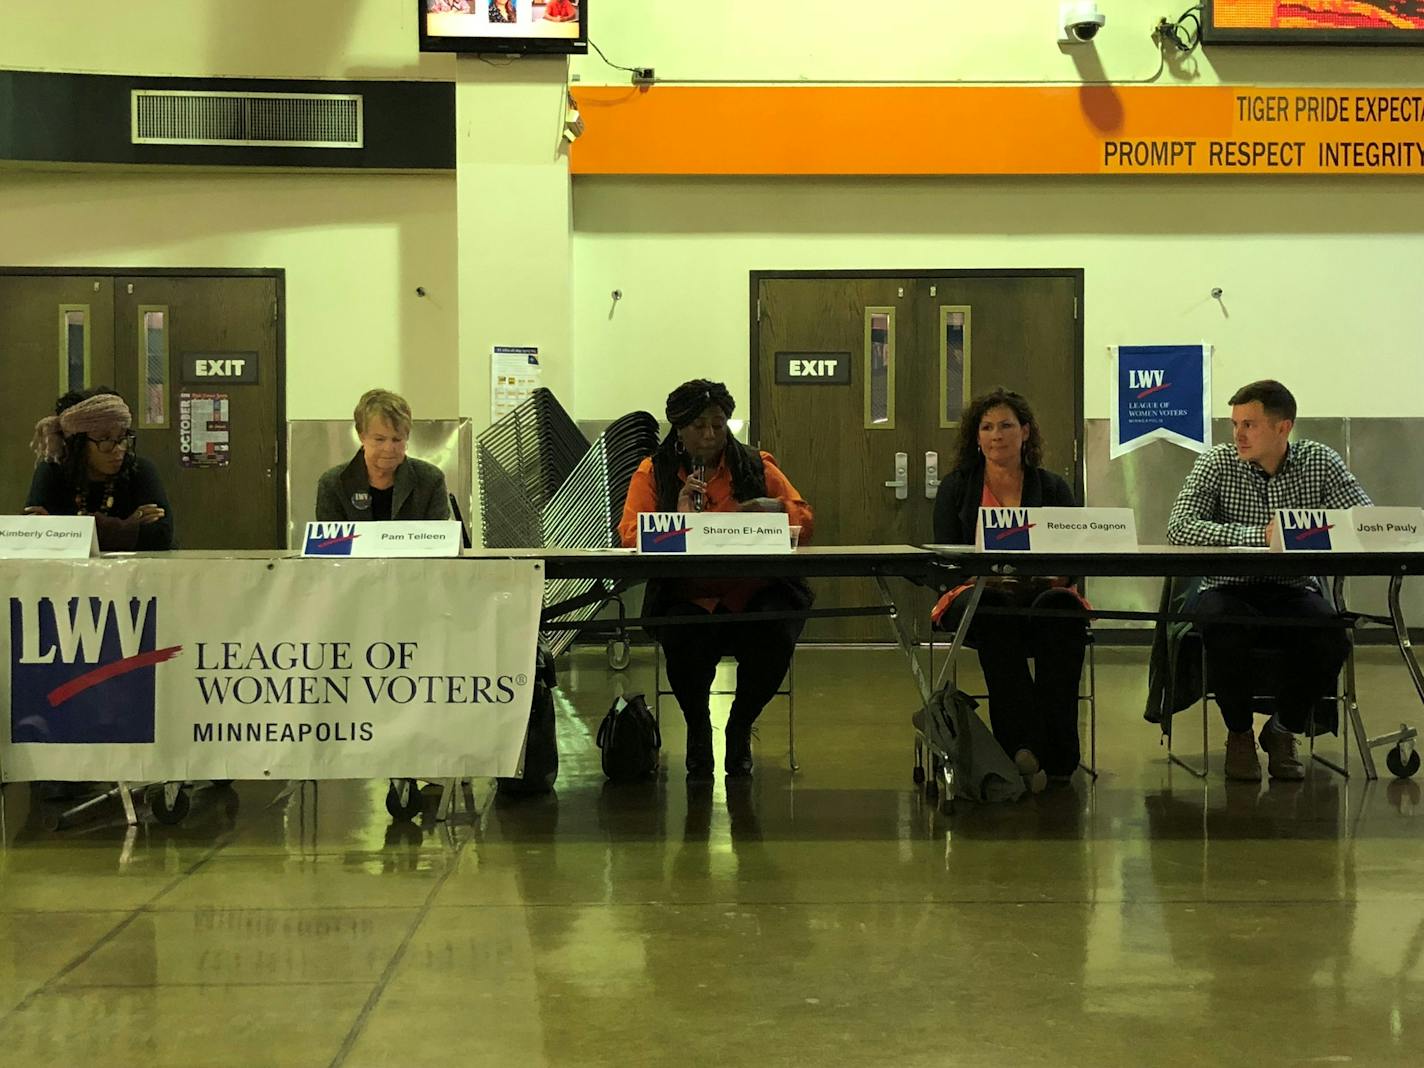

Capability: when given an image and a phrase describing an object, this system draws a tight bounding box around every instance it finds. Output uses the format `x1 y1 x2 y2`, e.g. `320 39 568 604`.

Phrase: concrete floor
0 644 1421 1067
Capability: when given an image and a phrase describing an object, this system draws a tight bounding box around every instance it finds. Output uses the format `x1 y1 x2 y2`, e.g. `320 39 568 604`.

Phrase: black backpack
596 693 661 781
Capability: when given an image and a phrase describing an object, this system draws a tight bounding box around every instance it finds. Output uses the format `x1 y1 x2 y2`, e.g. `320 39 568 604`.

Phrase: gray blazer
315 450 451 522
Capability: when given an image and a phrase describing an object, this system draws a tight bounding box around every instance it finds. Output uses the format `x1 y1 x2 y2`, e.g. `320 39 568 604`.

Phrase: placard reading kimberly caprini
1 556 543 782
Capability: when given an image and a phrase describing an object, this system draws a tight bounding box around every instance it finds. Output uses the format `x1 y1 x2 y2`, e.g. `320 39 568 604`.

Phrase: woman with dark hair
24 388 174 551
619 379 815 779
931 388 1085 789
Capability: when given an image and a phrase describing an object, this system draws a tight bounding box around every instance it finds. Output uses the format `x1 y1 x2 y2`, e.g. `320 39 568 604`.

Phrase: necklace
75 479 117 516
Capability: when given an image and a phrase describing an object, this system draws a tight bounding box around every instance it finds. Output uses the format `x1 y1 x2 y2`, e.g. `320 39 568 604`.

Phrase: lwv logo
638 513 689 553
1280 510 1334 550
9 596 180 743
981 508 1035 551
305 521 360 555
1129 369 1171 398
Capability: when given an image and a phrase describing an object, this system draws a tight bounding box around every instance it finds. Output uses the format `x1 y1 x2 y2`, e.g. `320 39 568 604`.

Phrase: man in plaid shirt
1167 380 1371 782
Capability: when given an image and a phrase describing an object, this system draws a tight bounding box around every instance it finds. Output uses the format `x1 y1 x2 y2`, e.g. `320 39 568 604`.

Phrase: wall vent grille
131 90 363 149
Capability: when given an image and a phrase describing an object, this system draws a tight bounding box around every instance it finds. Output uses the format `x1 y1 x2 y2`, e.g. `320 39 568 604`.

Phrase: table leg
1367 575 1424 779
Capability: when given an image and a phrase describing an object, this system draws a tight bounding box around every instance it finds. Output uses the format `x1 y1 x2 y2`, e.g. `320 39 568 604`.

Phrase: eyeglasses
87 431 136 454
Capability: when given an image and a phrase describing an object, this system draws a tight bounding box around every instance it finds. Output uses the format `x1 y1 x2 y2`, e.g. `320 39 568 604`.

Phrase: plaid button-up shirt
1167 439 1372 588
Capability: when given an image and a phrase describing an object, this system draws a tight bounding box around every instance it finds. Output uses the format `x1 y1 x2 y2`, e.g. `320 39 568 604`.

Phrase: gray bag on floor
914 686 1025 803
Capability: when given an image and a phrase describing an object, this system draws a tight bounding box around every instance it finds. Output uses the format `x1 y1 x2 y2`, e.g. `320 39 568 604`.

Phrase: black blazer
315 450 451 523
932 461 1078 544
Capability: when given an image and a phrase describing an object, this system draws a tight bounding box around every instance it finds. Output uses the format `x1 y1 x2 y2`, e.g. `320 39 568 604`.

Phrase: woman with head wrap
619 379 815 779
24 388 174 551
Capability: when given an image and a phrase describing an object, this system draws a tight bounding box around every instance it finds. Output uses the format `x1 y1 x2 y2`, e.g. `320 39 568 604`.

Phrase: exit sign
774 351 851 385
182 353 259 384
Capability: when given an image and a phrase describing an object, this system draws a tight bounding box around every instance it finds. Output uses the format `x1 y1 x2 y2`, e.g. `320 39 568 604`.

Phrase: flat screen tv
1203 0 1424 44
419 0 587 55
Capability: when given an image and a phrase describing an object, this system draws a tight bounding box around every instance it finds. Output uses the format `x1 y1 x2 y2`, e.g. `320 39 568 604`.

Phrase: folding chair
914 600 1098 797
1162 575 1363 779
653 644 798 770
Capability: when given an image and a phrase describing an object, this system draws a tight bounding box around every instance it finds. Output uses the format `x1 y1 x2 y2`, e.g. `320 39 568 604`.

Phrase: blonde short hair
353 389 412 436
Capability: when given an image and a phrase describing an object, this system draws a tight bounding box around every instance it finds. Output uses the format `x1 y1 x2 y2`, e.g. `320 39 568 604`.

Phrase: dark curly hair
953 388 1043 471
53 387 137 491
650 379 765 508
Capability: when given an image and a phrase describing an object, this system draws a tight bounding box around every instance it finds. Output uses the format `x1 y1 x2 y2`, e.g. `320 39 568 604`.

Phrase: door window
138 306 170 428
940 305 971 427
58 305 90 393
864 307 896 428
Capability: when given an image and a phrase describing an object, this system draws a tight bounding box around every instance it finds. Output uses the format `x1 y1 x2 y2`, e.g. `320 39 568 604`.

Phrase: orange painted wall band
569 85 1424 176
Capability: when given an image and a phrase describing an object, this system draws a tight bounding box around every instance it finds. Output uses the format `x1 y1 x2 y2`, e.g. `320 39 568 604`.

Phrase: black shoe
725 725 754 778
686 721 714 779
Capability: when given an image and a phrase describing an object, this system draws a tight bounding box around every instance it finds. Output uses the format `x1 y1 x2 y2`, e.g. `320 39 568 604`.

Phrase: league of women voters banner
1 556 544 782
1109 344 1214 460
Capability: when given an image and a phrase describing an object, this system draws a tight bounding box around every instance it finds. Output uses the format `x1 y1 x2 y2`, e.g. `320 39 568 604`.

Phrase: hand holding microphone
677 465 708 513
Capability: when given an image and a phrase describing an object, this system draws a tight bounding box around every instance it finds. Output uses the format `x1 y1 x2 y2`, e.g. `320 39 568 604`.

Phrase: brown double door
0 271 283 548
753 271 1082 642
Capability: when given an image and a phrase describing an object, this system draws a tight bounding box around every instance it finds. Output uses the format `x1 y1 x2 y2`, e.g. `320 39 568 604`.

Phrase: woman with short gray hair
315 389 451 522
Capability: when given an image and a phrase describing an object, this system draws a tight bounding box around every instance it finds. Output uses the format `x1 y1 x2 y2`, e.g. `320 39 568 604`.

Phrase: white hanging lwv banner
2 556 543 782
1109 344 1212 459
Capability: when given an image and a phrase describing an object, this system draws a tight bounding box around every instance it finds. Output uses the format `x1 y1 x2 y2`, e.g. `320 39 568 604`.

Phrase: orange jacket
617 449 814 613
618 449 813 548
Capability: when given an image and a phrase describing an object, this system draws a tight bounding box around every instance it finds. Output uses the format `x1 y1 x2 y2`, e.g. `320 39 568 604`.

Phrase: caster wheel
913 765 925 785
1386 745 1420 779
146 784 191 825
385 778 423 821
607 639 631 671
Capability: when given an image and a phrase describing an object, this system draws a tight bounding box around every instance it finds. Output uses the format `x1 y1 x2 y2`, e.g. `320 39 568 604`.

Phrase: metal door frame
749 267 1086 501
0 265 288 545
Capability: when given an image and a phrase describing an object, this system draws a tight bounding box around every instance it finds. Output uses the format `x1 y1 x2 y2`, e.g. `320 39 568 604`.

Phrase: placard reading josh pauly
1270 507 1424 553
2 556 543 781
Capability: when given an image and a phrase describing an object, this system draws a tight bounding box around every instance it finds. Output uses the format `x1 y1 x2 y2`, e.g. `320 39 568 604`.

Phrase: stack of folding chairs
477 389 659 656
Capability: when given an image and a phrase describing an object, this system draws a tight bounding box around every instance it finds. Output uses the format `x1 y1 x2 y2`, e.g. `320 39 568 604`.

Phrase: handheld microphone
691 465 706 512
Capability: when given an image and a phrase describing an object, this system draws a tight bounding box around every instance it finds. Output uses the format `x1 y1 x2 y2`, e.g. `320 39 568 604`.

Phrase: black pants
652 586 803 731
1195 583 1348 735
939 584 1088 777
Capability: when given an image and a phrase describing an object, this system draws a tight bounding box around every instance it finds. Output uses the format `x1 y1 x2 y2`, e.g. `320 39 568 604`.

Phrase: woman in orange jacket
619 379 814 779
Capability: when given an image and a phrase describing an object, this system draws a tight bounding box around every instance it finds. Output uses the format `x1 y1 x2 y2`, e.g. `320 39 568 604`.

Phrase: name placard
637 512 792 555
1270 507 1424 553
0 516 99 559
301 521 462 558
976 507 1138 553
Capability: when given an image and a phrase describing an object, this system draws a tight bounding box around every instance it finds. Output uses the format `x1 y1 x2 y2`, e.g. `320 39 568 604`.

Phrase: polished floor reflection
1 645 1422 1067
